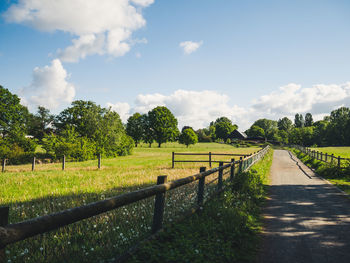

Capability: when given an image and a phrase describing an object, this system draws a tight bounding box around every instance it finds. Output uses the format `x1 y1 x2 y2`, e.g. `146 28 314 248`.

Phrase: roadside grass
291 148 350 195
128 149 273 263
310 146 350 159
2 142 261 263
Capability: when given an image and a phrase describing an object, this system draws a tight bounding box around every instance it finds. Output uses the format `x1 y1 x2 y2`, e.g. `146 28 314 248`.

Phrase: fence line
172 151 255 168
0 146 270 262
290 145 349 169
1 154 103 173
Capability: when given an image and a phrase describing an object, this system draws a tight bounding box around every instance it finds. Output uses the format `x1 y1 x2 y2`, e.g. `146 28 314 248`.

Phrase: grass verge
128 149 273 263
290 148 350 194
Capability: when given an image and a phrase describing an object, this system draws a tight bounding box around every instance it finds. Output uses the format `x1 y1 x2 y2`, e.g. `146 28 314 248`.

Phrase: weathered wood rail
291 145 349 169
172 151 255 168
0 146 270 263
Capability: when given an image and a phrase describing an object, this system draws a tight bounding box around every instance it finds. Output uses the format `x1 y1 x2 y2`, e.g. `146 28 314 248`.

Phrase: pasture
310 147 350 159
1 142 261 263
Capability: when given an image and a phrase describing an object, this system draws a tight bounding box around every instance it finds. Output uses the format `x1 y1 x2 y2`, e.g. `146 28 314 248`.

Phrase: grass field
310 147 350 159
1 142 262 263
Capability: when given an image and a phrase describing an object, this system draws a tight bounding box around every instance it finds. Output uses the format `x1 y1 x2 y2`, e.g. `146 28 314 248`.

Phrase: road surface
258 149 350 263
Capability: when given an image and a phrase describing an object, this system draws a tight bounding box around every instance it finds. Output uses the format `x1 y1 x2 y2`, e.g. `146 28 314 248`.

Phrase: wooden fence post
239 157 243 173
32 156 36 171
172 152 175 169
325 153 328 162
197 167 206 207
338 156 341 170
62 155 65 171
1 159 5 173
320 152 323 162
98 153 101 169
218 162 223 191
230 159 235 181
0 206 9 263
151 175 167 234
209 152 212 168
331 154 335 164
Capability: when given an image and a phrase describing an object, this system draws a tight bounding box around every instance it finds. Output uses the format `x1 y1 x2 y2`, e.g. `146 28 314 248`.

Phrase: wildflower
39 247 44 252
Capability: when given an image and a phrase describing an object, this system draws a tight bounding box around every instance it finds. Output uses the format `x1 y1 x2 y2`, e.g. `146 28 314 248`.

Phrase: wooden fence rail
0 146 270 263
290 145 349 169
172 151 254 168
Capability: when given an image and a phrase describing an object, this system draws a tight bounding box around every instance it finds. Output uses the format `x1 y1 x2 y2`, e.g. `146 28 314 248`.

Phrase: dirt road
258 150 350 263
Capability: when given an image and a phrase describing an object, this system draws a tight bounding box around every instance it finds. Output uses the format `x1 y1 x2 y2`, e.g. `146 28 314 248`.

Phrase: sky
1 0 350 130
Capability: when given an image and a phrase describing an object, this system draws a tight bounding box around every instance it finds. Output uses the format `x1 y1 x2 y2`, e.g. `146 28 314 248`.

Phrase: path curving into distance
258 149 350 263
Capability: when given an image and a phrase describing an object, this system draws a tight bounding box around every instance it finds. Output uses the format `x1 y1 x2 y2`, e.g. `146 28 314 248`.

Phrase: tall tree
148 106 179 147
249 118 277 140
304 113 313 127
212 117 237 142
27 106 54 141
294 113 304 128
140 114 154 147
126 113 143 147
277 117 293 131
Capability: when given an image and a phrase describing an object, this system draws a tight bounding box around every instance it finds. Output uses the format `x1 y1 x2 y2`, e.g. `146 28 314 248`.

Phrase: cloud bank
107 82 350 130
4 0 154 62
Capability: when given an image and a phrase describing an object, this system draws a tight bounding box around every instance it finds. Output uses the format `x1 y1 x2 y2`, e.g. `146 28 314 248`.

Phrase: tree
304 113 313 127
195 128 212 142
278 117 293 131
294 113 304 128
250 119 277 140
140 114 155 147
27 106 54 141
181 126 194 133
246 125 265 138
179 128 198 147
148 106 179 147
126 113 143 147
211 117 237 142
328 107 350 145
0 85 29 136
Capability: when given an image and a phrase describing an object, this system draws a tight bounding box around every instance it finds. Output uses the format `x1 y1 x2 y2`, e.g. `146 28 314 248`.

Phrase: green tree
249 119 277 140
179 128 198 147
27 106 54 141
148 106 179 147
277 117 293 131
294 113 304 128
246 125 265 138
328 107 350 145
211 117 237 142
0 85 29 136
126 113 143 147
304 113 313 127
140 114 155 147
195 128 212 142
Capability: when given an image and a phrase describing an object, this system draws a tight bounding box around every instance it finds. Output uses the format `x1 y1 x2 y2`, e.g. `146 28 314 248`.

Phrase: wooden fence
1 153 102 173
0 146 270 263
291 145 350 169
172 152 255 168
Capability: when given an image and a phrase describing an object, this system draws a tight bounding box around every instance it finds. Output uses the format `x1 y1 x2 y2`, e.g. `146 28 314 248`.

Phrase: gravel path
258 149 350 263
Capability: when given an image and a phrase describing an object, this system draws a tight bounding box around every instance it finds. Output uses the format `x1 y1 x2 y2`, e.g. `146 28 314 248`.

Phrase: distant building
230 130 248 140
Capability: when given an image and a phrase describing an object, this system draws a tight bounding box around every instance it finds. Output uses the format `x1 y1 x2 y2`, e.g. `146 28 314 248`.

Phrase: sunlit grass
1 142 262 263
310 147 350 159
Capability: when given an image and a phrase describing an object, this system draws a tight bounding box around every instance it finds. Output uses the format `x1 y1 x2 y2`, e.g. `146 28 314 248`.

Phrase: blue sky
1 0 350 129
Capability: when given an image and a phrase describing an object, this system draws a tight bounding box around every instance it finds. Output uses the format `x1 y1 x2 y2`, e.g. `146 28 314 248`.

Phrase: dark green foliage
179 128 198 147
210 116 238 142
195 128 212 142
294 113 304 128
140 114 155 147
126 113 143 147
247 119 278 141
27 106 54 141
277 117 293 131
246 125 265 138
148 106 179 147
304 113 313 127
181 126 194 133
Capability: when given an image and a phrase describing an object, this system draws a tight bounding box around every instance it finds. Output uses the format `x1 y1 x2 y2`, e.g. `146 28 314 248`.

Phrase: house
230 130 248 140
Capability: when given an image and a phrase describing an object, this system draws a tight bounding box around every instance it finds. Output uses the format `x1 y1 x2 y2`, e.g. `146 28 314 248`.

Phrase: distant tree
328 107 350 145
195 128 212 142
211 117 237 142
140 114 154 147
27 106 54 141
250 119 278 140
313 120 330 146
246 125 265 138
126 113 143 147
0 85 29 136
148 106 179 147
294 113 304 128
304 113 313 127
179 128 198 147
181 126 194 133
277 117 293 131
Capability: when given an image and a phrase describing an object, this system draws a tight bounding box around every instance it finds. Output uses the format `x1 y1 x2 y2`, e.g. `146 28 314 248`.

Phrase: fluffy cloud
4 0 153 62
107 82 350 130
20 59 75 109
179 41 203 54
106 102 131 122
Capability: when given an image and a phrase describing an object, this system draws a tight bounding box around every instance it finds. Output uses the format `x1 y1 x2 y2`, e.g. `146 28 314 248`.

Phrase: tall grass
2 142 261 263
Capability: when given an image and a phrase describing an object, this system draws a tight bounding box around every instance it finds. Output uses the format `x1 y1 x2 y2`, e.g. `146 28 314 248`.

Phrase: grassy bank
291 148 350 194
309 147 350 159
2 143 261 263
128 149 273 263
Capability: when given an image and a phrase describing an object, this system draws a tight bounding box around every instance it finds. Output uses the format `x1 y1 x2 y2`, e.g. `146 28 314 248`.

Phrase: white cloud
106 102 131 122
4 0 153 62
20 59 75 109
179 41 203 54
106 82 350 130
